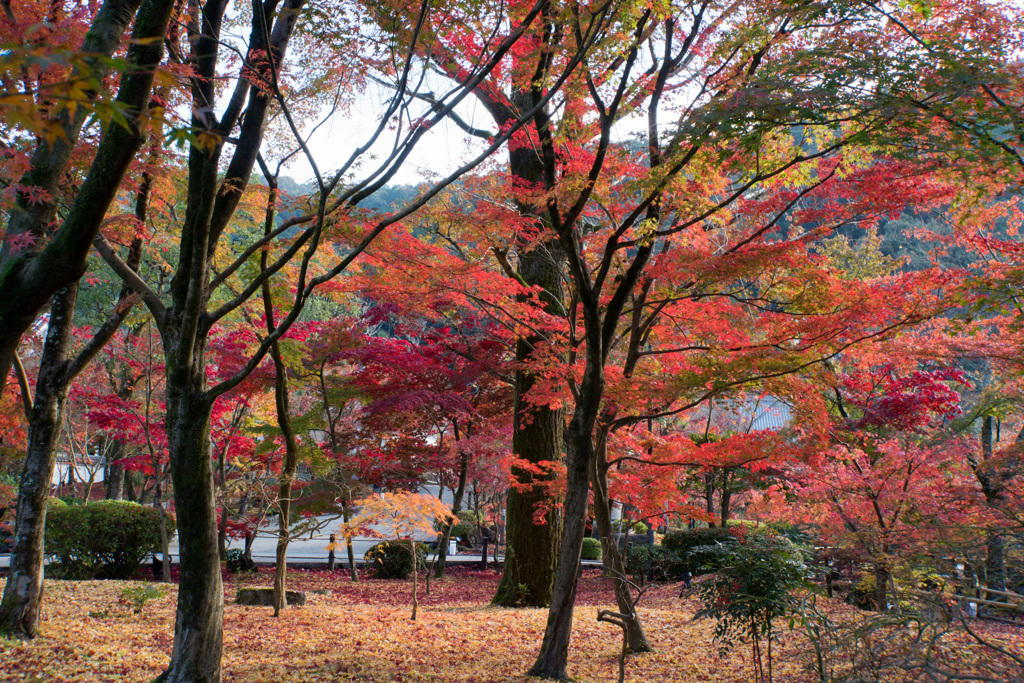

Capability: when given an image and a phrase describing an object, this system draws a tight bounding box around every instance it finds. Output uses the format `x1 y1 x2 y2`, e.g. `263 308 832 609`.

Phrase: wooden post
328 534 336 572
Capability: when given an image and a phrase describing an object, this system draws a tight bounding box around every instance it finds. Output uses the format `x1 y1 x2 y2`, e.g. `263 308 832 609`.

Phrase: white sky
269 60 505 189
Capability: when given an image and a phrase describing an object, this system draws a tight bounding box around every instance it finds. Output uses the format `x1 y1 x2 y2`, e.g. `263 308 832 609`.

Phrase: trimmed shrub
625 544 673 583
364 540 427 579
46 500 174 579
611 519 648 535
581 536 602 561
661 527 735 578
225 548 257 573
450 510 482 540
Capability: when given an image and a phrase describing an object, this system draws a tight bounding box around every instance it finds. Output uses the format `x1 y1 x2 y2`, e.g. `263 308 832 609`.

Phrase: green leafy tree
692 529 813 683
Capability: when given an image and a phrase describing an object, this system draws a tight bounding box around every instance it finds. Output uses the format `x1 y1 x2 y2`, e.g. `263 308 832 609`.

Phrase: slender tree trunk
979 415 1007 591
529 314 609 679
706 473 716 528
157 494 172 582
410 537 419 621
720 476 732 529
262 174 300 618
216 433 229 559
218 503 229 560
528 408 596 679
342 503 358 581
435 444 470 578
271 370 299 618
154 464 172 583
591 432 651 653
0 285 77 637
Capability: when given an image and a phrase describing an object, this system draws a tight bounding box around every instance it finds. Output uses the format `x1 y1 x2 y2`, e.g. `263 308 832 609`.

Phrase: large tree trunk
0 285 77 637
591 432 652 654
157 373 223 683
720 472 733 528
492 232 565 607
874 558 889 612
492 340 564 605
104 438 127 500
491 85 566 606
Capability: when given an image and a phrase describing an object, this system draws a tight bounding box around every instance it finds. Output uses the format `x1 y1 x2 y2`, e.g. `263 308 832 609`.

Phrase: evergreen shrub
46 500 173 579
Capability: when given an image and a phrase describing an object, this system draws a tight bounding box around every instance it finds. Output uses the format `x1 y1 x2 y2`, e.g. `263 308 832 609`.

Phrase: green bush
692 529 812 662
450 510 482 540
45 500 174 579
119 584 166 613
225 548 256 573
611 519 648 535
581 536 603 561
625 544 673 583
661 527 735 577
364 540 427 579
770 522 819 547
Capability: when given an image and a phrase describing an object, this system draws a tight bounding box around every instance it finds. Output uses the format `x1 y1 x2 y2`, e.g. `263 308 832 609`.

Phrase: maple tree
81 0 569 678
761 364 984 611
341 491 455 620
0 0 175 383
364 0 625 608
430 1 1023 677
347 318 512 574
344 0 1024 672
0 1 1021 680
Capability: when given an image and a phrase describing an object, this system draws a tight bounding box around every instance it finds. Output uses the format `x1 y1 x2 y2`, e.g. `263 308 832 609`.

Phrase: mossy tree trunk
158 366 223 682
0 286 76 637
492 138 565 608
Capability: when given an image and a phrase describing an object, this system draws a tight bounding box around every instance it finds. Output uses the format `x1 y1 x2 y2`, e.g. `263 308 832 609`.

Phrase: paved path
190 527 483 566
0 519 496 569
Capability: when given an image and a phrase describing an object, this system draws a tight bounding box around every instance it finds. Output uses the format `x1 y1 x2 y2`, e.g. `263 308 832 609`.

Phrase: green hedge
661 527 736 578
364 540 428 579
611 519 648 535
625 544 673 582
581 536 602 561
450 510 482 540
46 500 174 579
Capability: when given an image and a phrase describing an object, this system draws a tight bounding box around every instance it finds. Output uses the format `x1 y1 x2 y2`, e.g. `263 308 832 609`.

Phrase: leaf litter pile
2 568 1021 682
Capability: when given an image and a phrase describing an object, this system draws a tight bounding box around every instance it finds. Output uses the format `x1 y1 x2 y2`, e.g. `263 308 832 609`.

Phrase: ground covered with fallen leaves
2 568 1021 682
